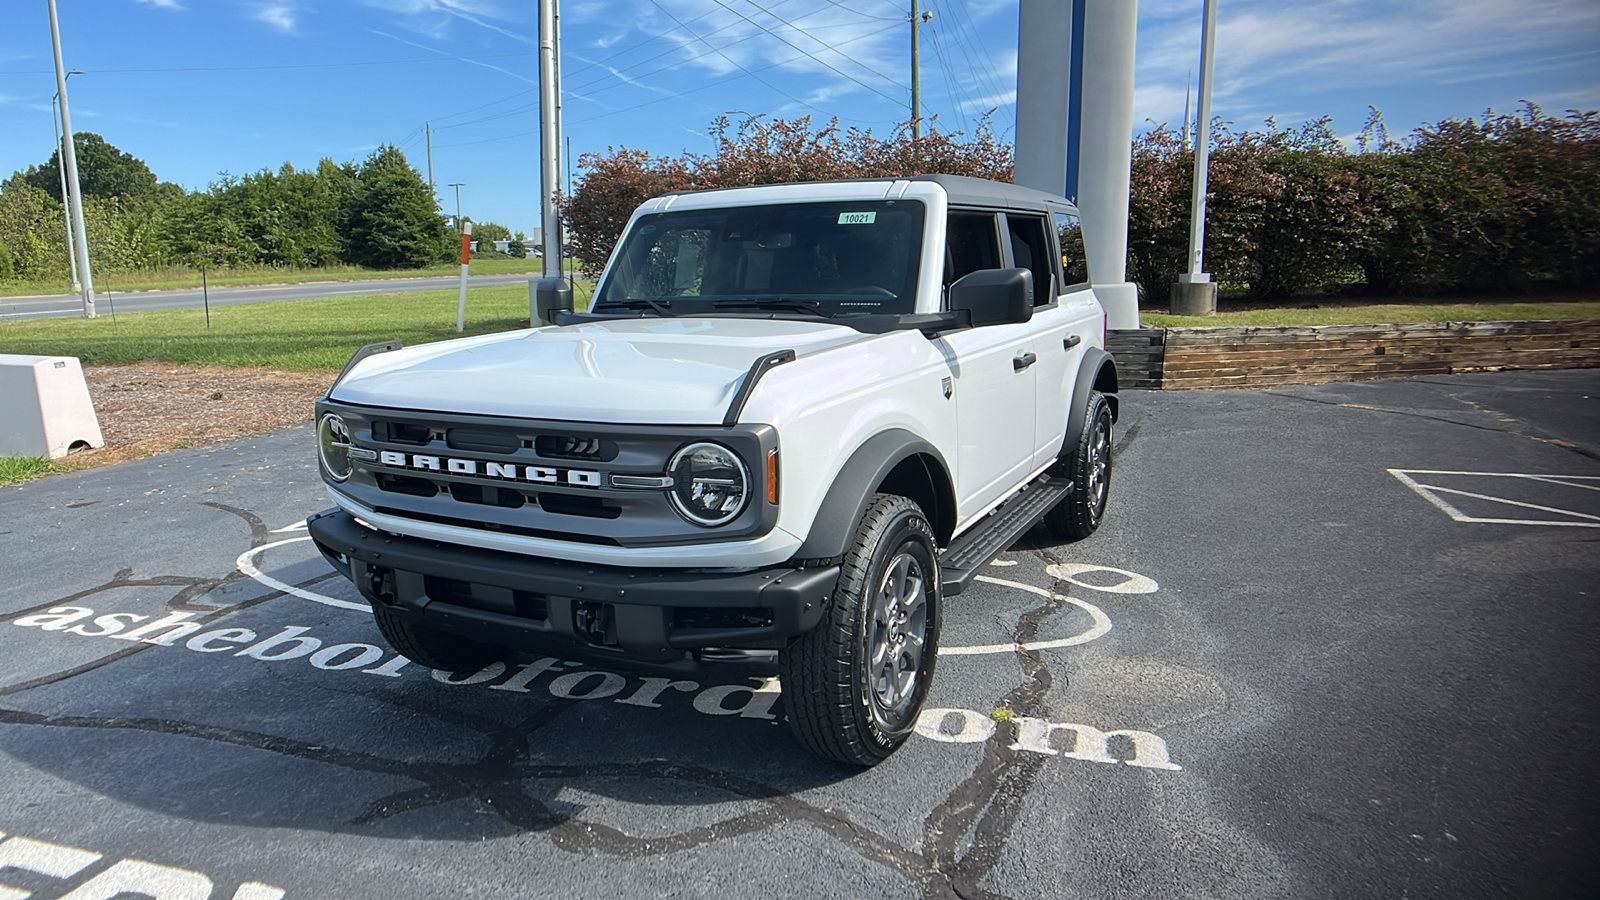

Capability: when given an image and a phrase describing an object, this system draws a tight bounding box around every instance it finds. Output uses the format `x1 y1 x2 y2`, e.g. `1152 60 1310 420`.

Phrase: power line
0 52 538 77
709 0 905 104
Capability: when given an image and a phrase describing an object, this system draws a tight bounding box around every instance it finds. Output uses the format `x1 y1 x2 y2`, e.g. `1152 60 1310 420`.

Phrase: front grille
448 482 528 509
538 493 621 519
376 473 438 497
536 434 616 461
373 507 624 545
322 401 777 548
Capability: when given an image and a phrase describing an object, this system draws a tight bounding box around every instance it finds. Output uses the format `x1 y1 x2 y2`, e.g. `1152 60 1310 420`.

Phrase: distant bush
1131 104 1600 301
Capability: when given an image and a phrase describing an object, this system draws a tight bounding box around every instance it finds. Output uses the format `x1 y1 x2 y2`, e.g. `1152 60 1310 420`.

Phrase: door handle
1063 334 1082 350
1013 351 1038 371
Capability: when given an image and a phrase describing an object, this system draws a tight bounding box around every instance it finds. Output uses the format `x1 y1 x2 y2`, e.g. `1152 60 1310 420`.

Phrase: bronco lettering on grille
376 451 601 487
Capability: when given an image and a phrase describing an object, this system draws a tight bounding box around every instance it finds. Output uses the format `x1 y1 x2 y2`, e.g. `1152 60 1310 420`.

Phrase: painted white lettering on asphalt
691 677 781 720
1009 717 1182 770
0 835 102 899
0 833 283 900
431 661 507 685
1044 563 1160 594
914 708 997 744
235 538 368 612
549 671 627 700
940 576 1112 655
57 860 211 900
10 604 1181 771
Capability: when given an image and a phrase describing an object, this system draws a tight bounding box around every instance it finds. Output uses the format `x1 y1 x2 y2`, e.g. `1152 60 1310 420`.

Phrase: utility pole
425 122 435 191
51 89 80 293
47 0 94 318
447 182 464 228
538 0 563 275
910 2 932 139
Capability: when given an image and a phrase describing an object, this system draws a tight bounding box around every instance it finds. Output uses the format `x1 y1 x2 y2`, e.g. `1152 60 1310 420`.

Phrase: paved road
0 274 541 321
0 370 1596 899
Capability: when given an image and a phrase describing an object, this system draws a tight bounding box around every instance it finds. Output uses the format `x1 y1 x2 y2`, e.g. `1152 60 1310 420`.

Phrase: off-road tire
1044 390 1112 540
780 493 941 766
371 604 507 672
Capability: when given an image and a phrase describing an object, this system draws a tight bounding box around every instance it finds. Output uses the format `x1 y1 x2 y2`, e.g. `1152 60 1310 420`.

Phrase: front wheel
1044 390 1113 540
780 494 941 766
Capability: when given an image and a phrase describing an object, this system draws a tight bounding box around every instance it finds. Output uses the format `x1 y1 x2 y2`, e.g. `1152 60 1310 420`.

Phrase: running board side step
939 475 1074 596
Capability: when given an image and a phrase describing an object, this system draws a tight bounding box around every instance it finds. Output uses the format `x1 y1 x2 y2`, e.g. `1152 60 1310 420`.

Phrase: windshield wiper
593 297 675 316
710 298 836 318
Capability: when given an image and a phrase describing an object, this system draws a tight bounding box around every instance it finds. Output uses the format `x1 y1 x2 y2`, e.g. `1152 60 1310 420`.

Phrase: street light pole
447 182 464 228
51 90 80 293
47 0 94 318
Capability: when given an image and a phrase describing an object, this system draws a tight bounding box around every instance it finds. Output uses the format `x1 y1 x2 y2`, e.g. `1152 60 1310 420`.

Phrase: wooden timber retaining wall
1106 319 1600 390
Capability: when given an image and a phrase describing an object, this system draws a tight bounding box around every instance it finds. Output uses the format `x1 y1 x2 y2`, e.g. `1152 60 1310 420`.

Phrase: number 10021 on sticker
838 211 877 225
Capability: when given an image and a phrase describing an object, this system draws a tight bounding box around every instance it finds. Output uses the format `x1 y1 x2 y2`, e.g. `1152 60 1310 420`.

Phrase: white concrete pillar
1077 0 1141 330
1013 0 1073 196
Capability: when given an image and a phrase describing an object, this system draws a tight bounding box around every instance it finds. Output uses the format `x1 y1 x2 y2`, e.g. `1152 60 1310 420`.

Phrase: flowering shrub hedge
565 105 1600 301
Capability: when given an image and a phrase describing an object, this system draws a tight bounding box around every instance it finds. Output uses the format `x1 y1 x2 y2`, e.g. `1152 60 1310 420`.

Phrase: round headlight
668 442 750 526
318 413 354 482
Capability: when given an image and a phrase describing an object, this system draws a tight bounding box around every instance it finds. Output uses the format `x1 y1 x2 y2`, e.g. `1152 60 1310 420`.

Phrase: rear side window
1055 212 1089 286
1006 214 1055 305
944 212 1002 289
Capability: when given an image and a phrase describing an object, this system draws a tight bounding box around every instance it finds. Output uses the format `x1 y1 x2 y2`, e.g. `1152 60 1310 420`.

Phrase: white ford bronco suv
307 174 1118 766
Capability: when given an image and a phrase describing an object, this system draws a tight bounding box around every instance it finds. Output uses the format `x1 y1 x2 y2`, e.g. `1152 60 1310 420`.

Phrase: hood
330 317 871 424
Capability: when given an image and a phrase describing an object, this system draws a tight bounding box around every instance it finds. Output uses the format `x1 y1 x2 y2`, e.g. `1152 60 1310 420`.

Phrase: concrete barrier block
0 354 104 459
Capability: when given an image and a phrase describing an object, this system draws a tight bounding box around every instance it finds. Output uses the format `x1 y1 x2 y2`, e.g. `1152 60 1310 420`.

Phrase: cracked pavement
0 368 1596 899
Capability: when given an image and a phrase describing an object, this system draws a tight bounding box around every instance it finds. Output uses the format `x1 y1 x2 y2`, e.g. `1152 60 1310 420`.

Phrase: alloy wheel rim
1086 412 1110 523
867 550 928 721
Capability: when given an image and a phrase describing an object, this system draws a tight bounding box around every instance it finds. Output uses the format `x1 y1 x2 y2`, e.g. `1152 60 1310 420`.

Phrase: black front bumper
306 508 839 669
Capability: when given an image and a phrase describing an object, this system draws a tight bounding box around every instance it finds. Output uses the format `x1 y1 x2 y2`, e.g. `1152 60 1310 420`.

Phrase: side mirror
532 276 573 326
948 268 1033 327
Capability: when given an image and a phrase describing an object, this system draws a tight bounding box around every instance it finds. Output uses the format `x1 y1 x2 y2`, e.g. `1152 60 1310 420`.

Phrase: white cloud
1134 0 1600 127
136 0 184 9
251 3 298 33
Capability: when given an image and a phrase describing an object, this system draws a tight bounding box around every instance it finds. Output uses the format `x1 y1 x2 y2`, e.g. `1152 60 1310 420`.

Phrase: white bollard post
456 221 472 333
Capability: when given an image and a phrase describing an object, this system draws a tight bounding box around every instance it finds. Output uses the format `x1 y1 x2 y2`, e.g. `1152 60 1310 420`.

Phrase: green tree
508 231 529 258
343 145 450 269
0 179 68 280
472 220 512 254
23 132 159 201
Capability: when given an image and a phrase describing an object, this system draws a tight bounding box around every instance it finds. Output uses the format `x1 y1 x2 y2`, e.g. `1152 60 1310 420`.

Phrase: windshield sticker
838 211 877 225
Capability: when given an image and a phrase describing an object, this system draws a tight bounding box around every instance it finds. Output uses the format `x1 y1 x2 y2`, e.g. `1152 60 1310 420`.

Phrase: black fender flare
1062 349 1119 460
792 429 952 560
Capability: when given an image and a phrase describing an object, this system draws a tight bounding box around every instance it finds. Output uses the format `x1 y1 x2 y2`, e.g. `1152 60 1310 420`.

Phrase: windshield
595 200 925 317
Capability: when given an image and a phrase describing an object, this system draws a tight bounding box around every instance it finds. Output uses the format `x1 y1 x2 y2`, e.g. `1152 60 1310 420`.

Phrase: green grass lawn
0 283 564 371
1143 300 1600 328
0 256 566 297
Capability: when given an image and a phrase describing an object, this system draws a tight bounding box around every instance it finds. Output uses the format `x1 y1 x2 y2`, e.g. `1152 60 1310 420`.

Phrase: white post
47 0 94 318
1171 0 1219 316
456 221 472 332
1076 0 1141 330
539 0 563 275
1185 0 1218 280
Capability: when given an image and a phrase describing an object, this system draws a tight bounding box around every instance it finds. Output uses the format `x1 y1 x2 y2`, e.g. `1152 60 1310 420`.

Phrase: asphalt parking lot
1 368 1596 899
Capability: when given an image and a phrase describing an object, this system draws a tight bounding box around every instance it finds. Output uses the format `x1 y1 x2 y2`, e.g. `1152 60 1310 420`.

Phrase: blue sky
2 0 1597 235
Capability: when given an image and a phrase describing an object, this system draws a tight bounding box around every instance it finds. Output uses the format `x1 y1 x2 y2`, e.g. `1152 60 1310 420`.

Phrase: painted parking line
1389 469 1600 527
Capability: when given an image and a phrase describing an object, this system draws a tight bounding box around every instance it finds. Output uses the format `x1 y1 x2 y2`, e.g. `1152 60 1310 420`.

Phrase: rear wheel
1045 390 1113 540
370 604 507 672
780 493 941 766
